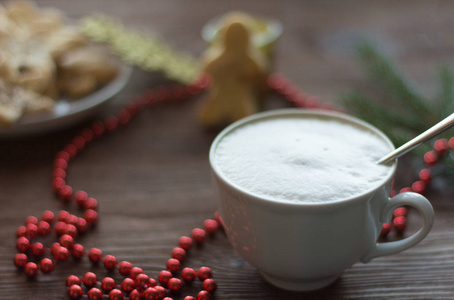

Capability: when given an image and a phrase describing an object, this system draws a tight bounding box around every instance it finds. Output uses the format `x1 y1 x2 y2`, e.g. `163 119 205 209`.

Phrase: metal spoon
377 112 454 164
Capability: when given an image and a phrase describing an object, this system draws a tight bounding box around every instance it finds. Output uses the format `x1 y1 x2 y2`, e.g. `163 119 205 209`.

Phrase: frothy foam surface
214 115 393 203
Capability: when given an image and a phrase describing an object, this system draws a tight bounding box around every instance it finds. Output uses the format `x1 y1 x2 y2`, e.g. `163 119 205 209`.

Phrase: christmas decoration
81 14 199 84
343 42 454 159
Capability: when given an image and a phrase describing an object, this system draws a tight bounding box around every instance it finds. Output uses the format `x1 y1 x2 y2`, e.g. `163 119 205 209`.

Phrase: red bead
88 247 102 263
66 275 81 287
85 209 99 225
64 144 78 158
197 290 212 300
75 190 88 207
50 242 61 256
419 168 432 183
135 273 150 290
76 218 88 234
412 180 426 194
80 128 94 143
148 277 157 287
25 223 38 239
54 158 68 169
41 210 55 223
155 285 167 299
197 267 213 281
53 168 66 180
39 258 54 274
102 277 116 293
71 135 86 151
393 216 406 233
399 187 412 193
424 151 438 165
16 237 30 252
24 262 38 278
55 150 71 161
181 267 196 283
119 261 133 276
31 242 45 257
192 228 206 244
118 109 131 125
59 234 74 249
184 297 196 300
104 254 118 271
83 272 98 288
65 224 78 238
166 258 181 274
72 244 85 259
129 267 144 280
37 221 51 236
68 284 83 299
16 226 26 238
121 278 135 293
25 216 39 225
108 289 124 300
58 185 73 202
168 277 183 293
380 223 392 237
52 177 65 193
171 247 186 261
57 210 71 222
85 197 99 210
203 219 219 235
434 138 448 154
14 253 28 268
54 246 70 262
158 270 173 286
143 287 158 299
393 207 407 218
449 137 454 149
129 289 141 300
179 236 193 251
104 115 118 131
91 121 105 137
87 287 103 300
202 278 217 293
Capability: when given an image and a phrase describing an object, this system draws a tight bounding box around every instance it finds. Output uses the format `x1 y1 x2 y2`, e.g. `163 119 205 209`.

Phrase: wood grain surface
1 1 454 299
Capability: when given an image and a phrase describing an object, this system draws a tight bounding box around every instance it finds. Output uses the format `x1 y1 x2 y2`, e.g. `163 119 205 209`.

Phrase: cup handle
361 192 434 263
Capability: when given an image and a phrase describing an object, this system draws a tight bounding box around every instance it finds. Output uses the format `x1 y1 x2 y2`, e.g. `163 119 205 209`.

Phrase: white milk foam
214 115 393 203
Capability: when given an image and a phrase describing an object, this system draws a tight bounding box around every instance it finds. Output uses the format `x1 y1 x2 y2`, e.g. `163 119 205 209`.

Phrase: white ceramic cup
209 109 434 291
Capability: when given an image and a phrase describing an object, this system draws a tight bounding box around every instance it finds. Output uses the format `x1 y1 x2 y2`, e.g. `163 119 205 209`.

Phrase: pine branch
356 43 438 124
438 66 454 118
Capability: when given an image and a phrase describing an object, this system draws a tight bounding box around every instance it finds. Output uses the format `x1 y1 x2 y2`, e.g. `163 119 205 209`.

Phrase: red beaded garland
72 244 85 259
203 219 219 235
16 237 30 253
37 221 51 236
134 273 150 290
393 216 407 233
181 267 196 283
197 290 212 300
54 246 70 261
184 296 196 300
31 242 45 257
171 247 187 261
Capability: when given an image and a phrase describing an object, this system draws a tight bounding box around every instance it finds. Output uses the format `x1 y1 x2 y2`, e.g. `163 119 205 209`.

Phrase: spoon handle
377 112 454 164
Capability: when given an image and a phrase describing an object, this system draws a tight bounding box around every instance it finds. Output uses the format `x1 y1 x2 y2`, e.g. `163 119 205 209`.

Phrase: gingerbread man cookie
198 20 268 127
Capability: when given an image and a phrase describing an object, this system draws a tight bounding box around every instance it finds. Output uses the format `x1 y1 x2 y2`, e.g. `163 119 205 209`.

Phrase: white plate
0 62 132 137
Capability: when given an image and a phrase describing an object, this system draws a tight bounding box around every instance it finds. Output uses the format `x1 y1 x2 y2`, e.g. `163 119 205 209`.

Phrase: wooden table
1 1 454 299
